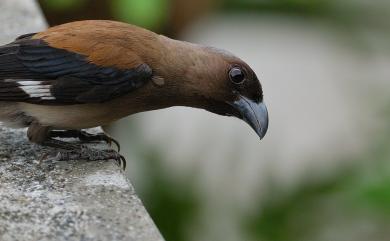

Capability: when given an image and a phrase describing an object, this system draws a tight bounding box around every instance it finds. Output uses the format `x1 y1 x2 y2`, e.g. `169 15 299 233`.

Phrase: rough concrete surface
0 0 164 240
0 125 164 241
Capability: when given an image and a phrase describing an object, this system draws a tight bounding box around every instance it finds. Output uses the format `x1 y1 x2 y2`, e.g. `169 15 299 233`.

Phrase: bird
0 20 268 167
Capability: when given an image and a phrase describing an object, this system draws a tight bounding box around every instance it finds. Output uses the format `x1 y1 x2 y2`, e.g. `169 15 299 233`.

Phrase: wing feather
0 35 152 104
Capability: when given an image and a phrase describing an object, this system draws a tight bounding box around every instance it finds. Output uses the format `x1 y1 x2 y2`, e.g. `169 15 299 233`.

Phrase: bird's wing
0 35 152 104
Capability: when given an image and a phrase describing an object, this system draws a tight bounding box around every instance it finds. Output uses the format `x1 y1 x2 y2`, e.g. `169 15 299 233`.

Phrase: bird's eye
229 67 246 84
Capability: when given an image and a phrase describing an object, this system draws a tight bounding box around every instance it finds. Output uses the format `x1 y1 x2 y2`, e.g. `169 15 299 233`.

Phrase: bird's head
203 47 268 139
156 43 269 139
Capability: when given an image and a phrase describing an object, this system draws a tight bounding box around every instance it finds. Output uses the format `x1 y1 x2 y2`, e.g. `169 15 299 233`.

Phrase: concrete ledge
0 126 163 241
0 1 163 240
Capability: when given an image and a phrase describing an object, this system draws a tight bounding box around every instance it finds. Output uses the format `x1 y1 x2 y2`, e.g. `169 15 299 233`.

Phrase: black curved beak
232 96 269 139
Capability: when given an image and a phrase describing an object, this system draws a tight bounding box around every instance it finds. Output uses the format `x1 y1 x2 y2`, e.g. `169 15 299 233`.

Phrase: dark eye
229 67 246 84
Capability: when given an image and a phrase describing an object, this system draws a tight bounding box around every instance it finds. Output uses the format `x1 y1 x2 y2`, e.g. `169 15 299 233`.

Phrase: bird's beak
231 96 269 139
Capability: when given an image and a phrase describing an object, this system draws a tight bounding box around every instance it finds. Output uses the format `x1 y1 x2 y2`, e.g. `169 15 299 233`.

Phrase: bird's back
0 20 157 105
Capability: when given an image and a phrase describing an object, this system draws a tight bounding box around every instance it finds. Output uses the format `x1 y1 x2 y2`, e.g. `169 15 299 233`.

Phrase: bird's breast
17 80 177 129
19 103 121 129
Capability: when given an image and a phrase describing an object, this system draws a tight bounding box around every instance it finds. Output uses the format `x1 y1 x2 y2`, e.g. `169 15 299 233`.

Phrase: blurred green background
38 1 390 241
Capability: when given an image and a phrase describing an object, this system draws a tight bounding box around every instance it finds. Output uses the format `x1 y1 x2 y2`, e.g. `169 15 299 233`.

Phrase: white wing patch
6 79 56 100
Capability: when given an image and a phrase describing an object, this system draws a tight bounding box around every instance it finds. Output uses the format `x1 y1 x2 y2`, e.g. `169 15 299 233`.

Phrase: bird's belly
19 102 128 129
0 102 32 128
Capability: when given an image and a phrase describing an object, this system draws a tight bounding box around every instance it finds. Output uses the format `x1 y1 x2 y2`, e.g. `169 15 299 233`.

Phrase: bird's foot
53 148 126 169
49 130 120 151
41 138 126 169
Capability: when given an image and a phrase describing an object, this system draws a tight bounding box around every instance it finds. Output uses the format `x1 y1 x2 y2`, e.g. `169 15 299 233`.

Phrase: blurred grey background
38 0 390 240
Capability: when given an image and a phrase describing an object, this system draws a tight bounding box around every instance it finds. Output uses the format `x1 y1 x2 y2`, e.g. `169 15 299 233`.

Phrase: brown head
151 38 269 139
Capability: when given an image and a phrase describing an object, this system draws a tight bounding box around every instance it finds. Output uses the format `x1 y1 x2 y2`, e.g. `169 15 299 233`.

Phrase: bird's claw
48 130 121 152
101 135 121 153
78 132 121 152
43 146 126 170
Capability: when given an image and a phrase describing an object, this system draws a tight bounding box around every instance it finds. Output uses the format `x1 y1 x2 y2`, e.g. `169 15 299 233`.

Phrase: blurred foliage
135 109 390 241
39 0 390 37
223 0 390 36
40 0 86 11
244 107 390 241
245 177 349 241
111 0 169 29
38 0 169 31
223 0 332 15
138 150 200 241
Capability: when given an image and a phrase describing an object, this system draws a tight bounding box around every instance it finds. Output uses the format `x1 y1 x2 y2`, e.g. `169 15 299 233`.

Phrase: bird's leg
41 138 126 169
48 130 120 151
28 124 125 168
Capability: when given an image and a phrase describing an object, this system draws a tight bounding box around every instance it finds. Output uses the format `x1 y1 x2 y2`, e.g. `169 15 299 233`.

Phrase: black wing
0 36 152 104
